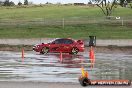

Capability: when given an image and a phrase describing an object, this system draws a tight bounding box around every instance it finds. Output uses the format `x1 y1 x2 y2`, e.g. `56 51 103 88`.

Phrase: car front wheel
40 47 49 54
70 47 79 55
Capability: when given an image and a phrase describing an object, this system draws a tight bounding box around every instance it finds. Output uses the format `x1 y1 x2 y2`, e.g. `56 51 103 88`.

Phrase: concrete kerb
0 38 56 45
0 39 132 46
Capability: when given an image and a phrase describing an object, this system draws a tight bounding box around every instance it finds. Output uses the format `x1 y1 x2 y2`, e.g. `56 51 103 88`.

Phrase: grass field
0 6 132 20
0 24 132 39
0 6 132 39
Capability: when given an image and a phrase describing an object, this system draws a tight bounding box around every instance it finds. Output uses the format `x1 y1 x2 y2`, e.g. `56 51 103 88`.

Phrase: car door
61 39 74 52
49 39 62 52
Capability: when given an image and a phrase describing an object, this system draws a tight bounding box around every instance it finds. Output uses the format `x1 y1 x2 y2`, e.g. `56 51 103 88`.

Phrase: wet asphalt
0 50 131 83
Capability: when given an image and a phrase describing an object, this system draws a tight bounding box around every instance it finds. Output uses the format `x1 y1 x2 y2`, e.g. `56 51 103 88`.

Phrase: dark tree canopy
3 0 10 6
18 1 22 6
120 0 132 6
9 1 15 6
24 0 28 5
3 0 15 6
0 1 3 5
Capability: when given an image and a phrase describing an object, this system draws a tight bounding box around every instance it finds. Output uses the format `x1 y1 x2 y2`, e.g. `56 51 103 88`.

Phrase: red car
33 38 84 54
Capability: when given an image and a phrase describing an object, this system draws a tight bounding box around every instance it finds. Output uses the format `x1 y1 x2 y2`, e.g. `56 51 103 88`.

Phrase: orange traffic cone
89 46 95 68
85 71 89 78
89 46 95 59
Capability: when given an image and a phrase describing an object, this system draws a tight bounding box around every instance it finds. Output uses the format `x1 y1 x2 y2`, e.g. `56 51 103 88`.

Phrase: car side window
64 39 73 44
53 40 59 44
53 39 63 44
53 39 73 44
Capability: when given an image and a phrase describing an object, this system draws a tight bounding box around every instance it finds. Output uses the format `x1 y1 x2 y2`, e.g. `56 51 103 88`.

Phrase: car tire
41 47 49 54
70 47 79 55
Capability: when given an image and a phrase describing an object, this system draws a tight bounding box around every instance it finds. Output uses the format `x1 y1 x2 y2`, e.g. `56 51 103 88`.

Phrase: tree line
0 0 132 7
0 0 29 6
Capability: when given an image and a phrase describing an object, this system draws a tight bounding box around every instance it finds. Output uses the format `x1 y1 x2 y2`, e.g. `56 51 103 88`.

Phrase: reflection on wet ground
0 51 132 82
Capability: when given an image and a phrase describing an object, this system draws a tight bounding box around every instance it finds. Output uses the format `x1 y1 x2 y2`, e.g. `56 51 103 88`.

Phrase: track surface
0 51 132 83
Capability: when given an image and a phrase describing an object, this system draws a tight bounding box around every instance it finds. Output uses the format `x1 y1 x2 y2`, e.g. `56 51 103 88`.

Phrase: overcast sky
2 0 90 4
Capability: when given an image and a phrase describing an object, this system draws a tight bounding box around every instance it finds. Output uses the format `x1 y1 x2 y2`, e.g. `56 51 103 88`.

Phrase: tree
130 2 132 8
3 0 10 6
45 2 49 4
94 0 118 17
24 0 28 5
0 1 3 5
0 1 3 6
119 0 132 7
88 1 92 4
9 1 15 6
18 1 22 6
3 0 15 6
45 2 52 5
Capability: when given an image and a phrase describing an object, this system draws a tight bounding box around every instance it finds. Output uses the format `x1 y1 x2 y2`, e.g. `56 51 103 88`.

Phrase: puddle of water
0 51 131 82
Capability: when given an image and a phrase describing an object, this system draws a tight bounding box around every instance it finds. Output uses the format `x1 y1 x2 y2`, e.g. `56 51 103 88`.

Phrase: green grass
0 6 132 20
0 24 132 39
0 6 102 20
0 6 132 39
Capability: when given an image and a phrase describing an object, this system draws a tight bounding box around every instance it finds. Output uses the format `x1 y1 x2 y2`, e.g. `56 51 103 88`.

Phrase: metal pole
122 18 124 26
62 18 64 29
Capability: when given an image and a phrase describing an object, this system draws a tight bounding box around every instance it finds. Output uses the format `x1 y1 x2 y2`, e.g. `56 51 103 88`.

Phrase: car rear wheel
70 47 79 55
41 47 49 54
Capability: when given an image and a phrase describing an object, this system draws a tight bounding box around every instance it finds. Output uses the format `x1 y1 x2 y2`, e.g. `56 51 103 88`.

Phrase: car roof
56 38 73 40
55 38 75 42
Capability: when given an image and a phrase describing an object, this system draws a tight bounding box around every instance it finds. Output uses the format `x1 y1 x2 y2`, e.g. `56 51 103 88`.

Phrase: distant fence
0 17 132 28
